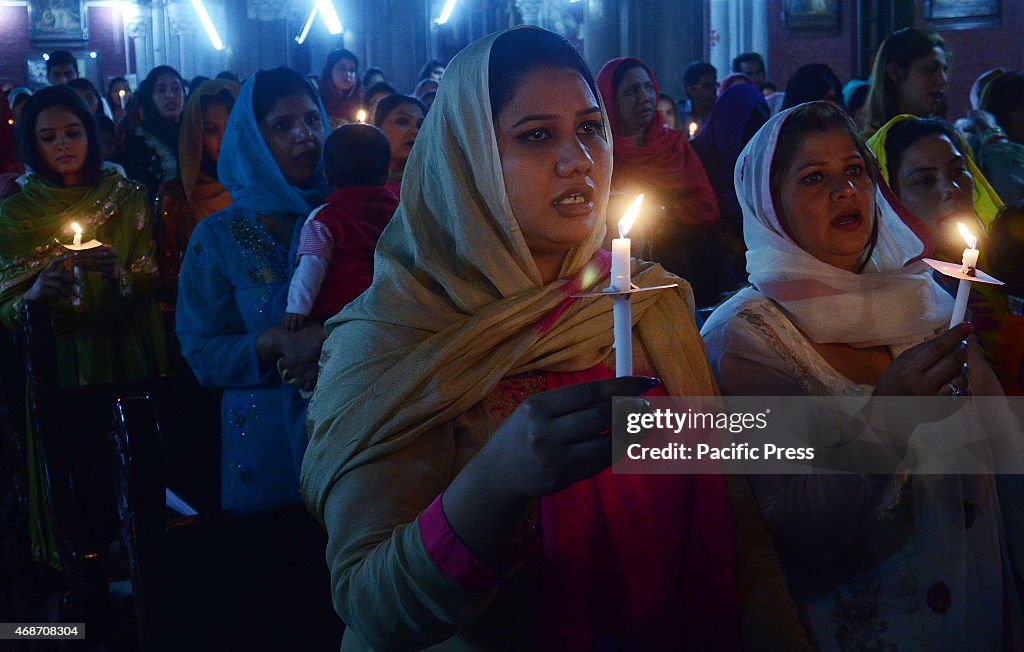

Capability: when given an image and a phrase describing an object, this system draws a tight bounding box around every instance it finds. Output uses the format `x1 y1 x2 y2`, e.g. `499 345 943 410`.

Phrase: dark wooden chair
20 296 221 648
23 297 343 650
22 299 124 648
111 397 344 651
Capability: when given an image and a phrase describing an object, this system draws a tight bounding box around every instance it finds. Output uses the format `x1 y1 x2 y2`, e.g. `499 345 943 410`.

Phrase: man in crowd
46 50 79 86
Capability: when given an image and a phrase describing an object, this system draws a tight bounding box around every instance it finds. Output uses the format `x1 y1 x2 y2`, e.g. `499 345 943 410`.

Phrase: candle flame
958 223 978 249
118 89 126 97
688 121 698 137
618 194 645 238
71 222 83 236
356 109 367 123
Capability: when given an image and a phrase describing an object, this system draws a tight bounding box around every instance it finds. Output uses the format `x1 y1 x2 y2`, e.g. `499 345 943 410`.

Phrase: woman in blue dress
176 67 328 510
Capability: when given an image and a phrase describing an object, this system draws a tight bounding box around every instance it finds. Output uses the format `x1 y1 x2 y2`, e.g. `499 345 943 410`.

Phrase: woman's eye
274 121 290 131
66 130 83 139
845 164 863 177
518 128 550 143
40 135 55 144
914 175 937 188
305 114 321 127
801 172 823 185
578 121 605 138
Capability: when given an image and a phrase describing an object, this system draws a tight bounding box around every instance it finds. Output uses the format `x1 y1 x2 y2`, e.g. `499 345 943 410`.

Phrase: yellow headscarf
867 114 1007 357
866 114 1004 228
300 26 715 520
177 79 239 212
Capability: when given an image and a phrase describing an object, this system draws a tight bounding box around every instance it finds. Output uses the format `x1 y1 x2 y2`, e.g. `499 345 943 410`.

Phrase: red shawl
540 366 740 650
596 58 719 227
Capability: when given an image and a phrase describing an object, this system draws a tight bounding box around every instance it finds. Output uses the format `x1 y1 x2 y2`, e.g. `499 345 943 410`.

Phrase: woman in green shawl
0 86 165 565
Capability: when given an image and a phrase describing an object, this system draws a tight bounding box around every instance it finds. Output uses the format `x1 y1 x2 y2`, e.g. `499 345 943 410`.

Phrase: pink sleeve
297 215 335 260
418 494 503 593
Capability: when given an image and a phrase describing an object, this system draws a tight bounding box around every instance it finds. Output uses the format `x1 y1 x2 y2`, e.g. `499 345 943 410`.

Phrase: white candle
118 89 126 111
949 223 979 328
70 222 83 309
610 195 644 377
959 223 979 273
356 109 367 123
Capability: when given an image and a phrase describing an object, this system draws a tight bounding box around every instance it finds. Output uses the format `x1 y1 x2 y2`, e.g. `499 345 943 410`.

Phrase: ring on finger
946 382 964 397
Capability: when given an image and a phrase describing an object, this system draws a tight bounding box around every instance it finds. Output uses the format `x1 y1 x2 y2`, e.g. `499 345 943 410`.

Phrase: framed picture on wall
28 0 89 45
783 0 841 35
925 0 1000 30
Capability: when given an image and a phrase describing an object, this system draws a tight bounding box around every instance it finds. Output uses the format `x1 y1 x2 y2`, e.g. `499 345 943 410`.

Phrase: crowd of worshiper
2 23 1024 650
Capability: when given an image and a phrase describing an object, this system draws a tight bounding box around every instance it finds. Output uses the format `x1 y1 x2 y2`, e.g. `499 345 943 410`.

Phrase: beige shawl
300 27 715 520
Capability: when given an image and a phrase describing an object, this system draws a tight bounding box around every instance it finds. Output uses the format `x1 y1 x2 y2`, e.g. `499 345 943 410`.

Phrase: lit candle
949 223 979 328
118 89 126 111
688 121 698 138
70 222 83 309
64 222 103 312
610 195 644 377
356 109 367 123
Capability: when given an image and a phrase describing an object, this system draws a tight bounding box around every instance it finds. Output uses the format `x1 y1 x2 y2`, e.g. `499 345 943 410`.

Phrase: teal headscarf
218 69 330 218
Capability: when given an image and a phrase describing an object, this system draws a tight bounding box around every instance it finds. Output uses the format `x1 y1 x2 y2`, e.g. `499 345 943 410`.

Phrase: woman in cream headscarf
303 26 806 652
702 102 1024 650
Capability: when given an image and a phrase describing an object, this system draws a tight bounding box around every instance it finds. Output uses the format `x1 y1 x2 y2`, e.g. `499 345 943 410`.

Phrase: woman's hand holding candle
72 244 119 281
23 256 76 302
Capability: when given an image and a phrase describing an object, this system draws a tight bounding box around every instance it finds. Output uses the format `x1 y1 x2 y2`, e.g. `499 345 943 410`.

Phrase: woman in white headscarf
302 26 808 652
701 101 1024 650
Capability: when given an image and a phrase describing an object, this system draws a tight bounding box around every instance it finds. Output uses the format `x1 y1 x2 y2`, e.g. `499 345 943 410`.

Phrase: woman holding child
301 26 807 651
176 67 327 510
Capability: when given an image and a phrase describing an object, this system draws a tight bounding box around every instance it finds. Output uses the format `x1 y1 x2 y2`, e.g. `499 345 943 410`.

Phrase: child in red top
284 124 398 330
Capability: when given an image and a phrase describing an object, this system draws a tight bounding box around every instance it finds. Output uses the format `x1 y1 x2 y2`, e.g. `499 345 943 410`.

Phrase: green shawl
0 168 167 384
1 169 167 567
